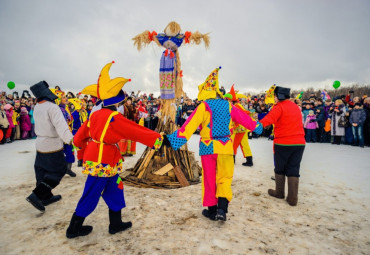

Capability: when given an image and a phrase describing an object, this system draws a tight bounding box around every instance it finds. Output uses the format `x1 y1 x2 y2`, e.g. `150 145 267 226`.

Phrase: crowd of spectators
1 87 369 148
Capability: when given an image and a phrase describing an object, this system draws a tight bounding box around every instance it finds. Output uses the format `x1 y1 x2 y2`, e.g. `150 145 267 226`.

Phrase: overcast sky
0 0 369 98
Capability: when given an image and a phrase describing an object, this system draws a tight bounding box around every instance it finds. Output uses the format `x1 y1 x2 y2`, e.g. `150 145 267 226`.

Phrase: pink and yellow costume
166 68 260 209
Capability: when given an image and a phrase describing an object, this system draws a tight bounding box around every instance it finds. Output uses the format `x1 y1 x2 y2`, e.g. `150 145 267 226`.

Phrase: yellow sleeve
167 103 206 150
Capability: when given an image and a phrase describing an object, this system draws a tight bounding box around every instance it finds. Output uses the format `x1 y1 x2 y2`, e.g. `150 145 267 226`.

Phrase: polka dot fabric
205 99 231 138
167 130 187 150
200 141 214 155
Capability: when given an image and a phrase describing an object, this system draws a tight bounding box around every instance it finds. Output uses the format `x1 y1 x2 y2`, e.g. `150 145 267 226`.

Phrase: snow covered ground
0 137 369 254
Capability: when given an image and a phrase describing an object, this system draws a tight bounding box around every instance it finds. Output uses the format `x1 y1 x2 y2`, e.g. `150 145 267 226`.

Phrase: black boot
42 194 62 206
66 163 76 177
66 213 93 238
216 197 229 221
242 156 253 167
77 160 83 167
202 205 217 221
108 209 132 234
26 192 45 212
26 182 53 212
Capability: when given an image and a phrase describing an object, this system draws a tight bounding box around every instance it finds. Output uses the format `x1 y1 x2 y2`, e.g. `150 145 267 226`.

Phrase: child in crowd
302 103 311 124
304 110 318 142
4 104 15 143
13 100 21 140
20 107 31 139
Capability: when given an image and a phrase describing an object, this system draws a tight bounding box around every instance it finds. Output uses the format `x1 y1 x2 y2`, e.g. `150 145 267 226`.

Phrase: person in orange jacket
224 85 254 167
66 62 163 238
258 86 305 206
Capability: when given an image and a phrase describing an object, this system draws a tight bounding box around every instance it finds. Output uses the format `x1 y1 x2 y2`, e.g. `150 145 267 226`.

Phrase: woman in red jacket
259 86 305 206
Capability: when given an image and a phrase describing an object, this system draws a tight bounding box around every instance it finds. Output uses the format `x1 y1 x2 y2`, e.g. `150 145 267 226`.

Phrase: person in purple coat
20 107 31 139
304 110 319 142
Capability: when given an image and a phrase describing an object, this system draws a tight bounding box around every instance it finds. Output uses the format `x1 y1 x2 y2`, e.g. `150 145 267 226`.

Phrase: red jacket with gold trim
74 108 161 172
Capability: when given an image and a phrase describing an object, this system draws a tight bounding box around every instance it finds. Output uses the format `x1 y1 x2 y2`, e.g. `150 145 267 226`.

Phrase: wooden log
153 163 174 176
137 149 155 178
173 165 189 187
143 160 154 179
133 147 148 173
168 170 175 178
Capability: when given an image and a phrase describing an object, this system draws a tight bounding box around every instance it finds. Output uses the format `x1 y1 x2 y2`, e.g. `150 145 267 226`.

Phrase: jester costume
225 86 254 166
164 67 262 221
70 98 88 167
66 62 163 238
50 89 76 177
259 86 305 206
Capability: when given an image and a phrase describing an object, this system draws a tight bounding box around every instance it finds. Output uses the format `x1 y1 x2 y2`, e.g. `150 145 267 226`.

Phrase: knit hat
197 66 223 101
274 86 290 100
4 104 12 110
355 102 362 107
21 107 28 113
30 81 58 101
309 110 314 115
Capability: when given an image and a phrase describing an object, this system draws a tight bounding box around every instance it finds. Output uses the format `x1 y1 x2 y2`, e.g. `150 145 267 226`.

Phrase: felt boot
77 160 83 167
268 174 285 199
42 194 62 206
216 197 229 221
202 205 217 221
242 156 253 167
66 163 76 177
26 182 53 212
66 213 93 239
108 209 132 234
286 177 299 206
26 192 45 212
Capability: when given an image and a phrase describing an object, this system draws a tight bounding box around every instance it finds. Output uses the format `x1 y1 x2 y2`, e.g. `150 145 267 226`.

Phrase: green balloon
7 81 15 90
333 80 341 89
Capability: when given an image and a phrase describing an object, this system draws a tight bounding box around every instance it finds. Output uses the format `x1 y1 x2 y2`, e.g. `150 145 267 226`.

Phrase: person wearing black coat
314 98 326 142
349 103 367 147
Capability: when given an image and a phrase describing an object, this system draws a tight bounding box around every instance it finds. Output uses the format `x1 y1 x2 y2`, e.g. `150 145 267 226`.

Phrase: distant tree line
245 84 370 99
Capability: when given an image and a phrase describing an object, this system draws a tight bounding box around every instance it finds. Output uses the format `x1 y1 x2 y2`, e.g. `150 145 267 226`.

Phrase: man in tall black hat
26 81 74 213
258 86 305 206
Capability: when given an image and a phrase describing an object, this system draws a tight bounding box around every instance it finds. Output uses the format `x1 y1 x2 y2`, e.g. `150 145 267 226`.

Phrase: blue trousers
75 174 126 217
305 129 316 142
352 125 364 146
64 144 75 163
345 126 354 145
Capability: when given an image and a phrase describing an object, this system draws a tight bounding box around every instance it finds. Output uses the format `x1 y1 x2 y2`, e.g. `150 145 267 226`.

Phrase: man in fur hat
258 86 305 206
26 81 74 212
